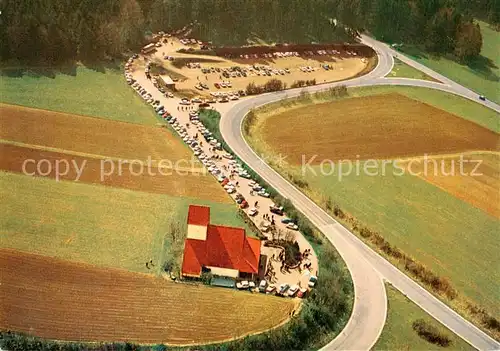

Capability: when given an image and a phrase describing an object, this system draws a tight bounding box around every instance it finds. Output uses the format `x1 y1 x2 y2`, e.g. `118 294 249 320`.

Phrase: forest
0 0 497 64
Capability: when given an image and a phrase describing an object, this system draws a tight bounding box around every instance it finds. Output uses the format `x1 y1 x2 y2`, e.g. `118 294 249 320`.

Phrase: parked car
287 285 299 297
261 223 271 233
259 280 268 293
278 283 290 296
239 200 248 209
248 207 258 216
297 288 308 298
270 205 284 216
257 190 270 198
265 284 276 294
308 275 318 288
235 193 244 204
281 217 292 224
286 222 299 230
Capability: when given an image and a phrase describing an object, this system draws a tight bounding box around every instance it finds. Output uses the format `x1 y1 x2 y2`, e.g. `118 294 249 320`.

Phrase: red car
297 288 308 298
214 82 221 89
239 200 248 209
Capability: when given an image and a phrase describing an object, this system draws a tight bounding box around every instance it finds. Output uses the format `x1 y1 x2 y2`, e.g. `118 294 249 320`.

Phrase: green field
245 86 500 318
0 65 159 125
375 284 474 350
300 162 499 316
387 58 438 81
0 171 251 275
400 21 500 104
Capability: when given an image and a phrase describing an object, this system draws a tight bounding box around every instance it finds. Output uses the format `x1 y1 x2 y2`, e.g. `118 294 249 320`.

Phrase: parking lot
141 35 371 100
128 55 320 297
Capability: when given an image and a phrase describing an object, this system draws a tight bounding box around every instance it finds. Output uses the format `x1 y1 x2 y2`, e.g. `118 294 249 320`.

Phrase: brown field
0 103 193 162
257 93 499 164
0 143 231 203
404 152 500 218
0 249 296 344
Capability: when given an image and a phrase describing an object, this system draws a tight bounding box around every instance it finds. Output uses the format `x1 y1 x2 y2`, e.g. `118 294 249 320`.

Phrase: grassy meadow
0 65 159 125
0 171 251 275
387 58 438 81
300 162 499 316
399 21 500 104
374 284 474 350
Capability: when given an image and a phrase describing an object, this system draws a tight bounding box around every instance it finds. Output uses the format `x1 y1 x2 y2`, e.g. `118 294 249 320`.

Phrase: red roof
182 224 261 276
187 205 210 226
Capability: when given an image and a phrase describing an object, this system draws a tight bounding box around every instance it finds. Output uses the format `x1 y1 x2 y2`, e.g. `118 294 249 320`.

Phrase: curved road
219 35 500 350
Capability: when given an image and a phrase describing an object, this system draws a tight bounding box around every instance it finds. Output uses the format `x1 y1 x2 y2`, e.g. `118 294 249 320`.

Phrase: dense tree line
0 0 145 63
0 0 495 64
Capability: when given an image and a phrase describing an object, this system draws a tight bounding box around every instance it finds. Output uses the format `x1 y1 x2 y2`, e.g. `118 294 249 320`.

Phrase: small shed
159 75 176 90
141 43 157 55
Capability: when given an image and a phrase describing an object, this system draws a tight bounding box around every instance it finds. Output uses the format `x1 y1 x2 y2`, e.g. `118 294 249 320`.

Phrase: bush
200 271 213 285
283 241 301 266
288 173 309 189
246 79 286 95
412 319 452 347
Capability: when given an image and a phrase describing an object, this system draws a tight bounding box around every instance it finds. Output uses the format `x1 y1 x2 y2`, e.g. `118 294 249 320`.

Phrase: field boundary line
0 139 207 174
395 150 500 162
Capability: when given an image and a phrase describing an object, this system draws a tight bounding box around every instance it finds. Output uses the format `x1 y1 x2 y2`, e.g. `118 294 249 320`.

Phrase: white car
248 208 258 216
308 275 318 288
286 222 299 230
252 184 263 191
288 285 299 297
257 190 270 198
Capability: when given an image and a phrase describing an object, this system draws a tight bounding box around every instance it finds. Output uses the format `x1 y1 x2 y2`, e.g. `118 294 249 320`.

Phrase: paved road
219 36 500 350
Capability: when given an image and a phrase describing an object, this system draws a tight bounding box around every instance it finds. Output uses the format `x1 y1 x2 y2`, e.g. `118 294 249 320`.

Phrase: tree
454 21 482 61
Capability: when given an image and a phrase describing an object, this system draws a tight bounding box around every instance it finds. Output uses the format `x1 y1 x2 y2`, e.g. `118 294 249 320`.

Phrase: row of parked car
180 38 203 45
236 277 318 298
124 54 139 84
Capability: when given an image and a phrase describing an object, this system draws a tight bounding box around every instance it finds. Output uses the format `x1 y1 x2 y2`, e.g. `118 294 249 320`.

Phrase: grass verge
374 284 474 350
387 58 440 82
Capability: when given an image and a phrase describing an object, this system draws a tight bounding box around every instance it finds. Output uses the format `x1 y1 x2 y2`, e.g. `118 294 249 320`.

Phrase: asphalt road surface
219 35 500 350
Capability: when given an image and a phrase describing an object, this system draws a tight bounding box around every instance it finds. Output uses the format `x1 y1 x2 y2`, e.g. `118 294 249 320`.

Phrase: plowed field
257 94 499 163
0 249 296 344
0 103 193 162
0 143 230 203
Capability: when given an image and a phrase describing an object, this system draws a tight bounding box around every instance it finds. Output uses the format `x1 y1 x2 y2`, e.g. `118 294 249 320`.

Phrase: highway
218 35 500 350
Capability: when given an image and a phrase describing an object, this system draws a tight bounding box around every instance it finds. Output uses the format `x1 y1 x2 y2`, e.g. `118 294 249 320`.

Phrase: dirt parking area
143 37 371 98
